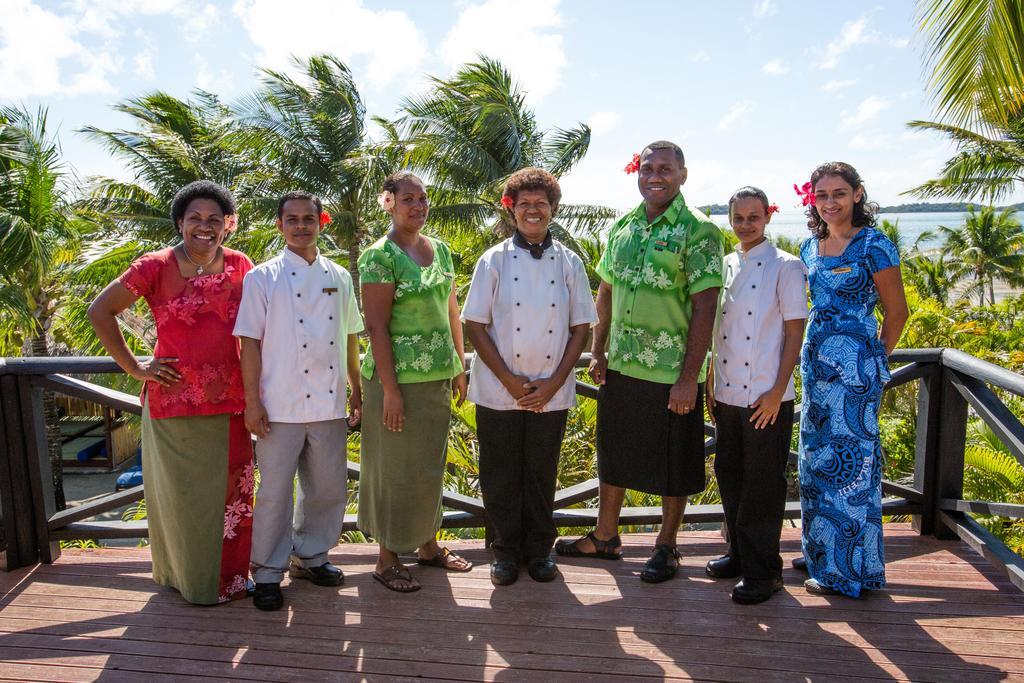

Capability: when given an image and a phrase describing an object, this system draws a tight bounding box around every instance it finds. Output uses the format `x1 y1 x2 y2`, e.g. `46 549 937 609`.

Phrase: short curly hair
381 170 424 194
501 167 562 211
170 180 236 232
805 161 878 239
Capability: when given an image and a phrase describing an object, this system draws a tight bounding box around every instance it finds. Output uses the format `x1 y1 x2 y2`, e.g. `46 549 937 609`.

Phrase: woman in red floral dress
89 181 255 605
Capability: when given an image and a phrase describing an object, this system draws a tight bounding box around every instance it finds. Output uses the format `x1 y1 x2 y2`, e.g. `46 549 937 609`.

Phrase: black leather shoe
792 557 808 572
640 544 680 583
705 554 742 579
253 582 283 611
289 560 344 587
490 560 519 586
731 576 784 605
526 557 559 582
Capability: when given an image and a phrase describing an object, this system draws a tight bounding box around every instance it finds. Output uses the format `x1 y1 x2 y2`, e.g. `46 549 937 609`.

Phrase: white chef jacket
233 248 364 423
713 239 808 408
462 237 597 411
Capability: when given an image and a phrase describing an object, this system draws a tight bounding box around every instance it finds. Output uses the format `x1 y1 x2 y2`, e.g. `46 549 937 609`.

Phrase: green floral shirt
358 236 463 384
596 193 725 384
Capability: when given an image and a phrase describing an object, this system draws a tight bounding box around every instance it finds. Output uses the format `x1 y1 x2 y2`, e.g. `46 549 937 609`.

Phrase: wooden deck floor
0 525 1022 682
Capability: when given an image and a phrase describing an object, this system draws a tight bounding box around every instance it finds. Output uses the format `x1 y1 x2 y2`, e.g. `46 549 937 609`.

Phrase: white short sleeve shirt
233 248 364 423
713 240 808 408
462 238 598 411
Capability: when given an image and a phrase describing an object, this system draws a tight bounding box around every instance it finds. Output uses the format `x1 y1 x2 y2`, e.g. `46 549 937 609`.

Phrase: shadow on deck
1 525 1022 682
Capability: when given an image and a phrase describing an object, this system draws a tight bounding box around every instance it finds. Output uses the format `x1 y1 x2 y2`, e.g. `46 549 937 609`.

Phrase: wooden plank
939 510 1024 593
882 480 925 504
914 364 942 535
554 499 918 525
942 348 1024 397
946 369 1024 469
934 367 970 540
441 490 486 516
884 361 932 390
48 486 145 531
50 520 148 541
32 375 140 416
552 477 599 507
0 377 18 570
940 499 1024 519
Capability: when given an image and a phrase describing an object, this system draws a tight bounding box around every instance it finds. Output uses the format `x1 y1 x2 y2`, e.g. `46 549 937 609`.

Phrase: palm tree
233 55 397 301
939 205 1024 305
397 56 616 247
906 114 1024 203
0 106 90 509
905 253 956 306
915 0 1024 129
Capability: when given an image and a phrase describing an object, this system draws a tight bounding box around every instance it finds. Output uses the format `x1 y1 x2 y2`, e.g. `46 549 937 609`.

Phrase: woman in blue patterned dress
797 162 909 598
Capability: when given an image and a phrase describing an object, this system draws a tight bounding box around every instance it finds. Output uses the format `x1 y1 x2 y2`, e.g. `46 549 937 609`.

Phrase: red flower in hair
624 152 641 174
794 181 816 207
500 195 514 210
767 204 780 215
320 211 332 226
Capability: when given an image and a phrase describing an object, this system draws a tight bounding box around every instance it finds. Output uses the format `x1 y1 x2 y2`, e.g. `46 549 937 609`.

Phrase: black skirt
596 370 707 497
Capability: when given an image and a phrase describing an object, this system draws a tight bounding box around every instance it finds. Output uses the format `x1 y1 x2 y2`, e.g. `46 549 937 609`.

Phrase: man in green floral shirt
555 141 725 583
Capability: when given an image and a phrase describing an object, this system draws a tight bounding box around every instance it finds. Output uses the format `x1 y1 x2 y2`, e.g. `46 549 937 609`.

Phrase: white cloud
719 101 752 131
754 0 777 17
823 79 857 93
818 17 870 69
848 131 890 150
0 0 119 97
233 0 428 90
692 49 710 63
761 59 789 76
840 95 889 128
439 0 564 102
134 47 156 81
587 111 622 135
194 54 234 94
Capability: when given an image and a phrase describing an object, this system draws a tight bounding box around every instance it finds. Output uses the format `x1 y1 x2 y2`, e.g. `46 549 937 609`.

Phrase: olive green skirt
357 373 453 553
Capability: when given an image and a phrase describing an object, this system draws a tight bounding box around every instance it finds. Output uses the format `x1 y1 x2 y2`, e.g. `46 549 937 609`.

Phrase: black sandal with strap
640 544 680 583
554 531 622 560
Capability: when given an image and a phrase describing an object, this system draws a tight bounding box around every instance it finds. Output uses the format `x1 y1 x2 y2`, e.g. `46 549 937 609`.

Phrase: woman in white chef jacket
704 186 808 605
462 168 597 587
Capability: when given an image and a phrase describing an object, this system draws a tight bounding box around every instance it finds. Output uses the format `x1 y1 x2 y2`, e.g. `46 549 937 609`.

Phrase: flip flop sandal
372 564 420 592
554 531 622 560
417 547 473 572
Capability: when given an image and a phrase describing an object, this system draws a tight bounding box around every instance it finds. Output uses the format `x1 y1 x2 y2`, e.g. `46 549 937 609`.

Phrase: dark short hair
170 180 235 231
502 167 562 211
805 161 878 239
381 170 423 194
641 140 685 167
728 186 771 217
277 191 323 219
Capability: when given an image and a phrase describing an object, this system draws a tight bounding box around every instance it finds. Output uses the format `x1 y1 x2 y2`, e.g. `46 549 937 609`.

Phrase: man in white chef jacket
234 191 364 611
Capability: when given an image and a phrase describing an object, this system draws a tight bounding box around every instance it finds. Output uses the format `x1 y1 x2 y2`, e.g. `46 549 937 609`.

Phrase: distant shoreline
702 202 1024 216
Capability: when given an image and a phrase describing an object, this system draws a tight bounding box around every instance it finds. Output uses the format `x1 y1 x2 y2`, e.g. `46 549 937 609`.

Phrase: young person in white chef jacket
704 186 808 605
234 191 363 611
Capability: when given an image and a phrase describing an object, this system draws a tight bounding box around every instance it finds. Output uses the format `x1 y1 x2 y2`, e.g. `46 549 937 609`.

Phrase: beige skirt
357 373 452 552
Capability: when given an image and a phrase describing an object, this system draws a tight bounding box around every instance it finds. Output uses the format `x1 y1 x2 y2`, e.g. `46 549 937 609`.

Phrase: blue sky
4 0 1013 212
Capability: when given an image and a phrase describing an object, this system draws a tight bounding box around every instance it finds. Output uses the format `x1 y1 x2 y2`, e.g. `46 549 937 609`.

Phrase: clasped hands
503 373 558 413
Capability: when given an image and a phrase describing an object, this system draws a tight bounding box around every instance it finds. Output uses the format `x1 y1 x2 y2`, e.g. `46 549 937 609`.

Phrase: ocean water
709 212 968 252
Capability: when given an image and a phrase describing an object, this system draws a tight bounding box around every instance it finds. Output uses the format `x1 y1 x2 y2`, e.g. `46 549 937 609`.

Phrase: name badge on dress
831 267 852 274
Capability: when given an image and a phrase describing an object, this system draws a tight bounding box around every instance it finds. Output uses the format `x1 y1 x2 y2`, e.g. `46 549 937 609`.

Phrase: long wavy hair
805 161 878 239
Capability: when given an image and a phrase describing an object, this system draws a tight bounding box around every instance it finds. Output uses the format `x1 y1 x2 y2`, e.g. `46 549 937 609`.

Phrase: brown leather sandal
416 547 473 572
372 564 421 592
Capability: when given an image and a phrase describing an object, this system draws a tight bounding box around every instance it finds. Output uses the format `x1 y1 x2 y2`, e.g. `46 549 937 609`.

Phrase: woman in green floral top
358 171 470 592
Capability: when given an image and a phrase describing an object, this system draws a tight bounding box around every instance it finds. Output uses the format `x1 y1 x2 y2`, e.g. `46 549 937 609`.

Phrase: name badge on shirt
831 267 852 274
323 287 338 295
654 239 681 253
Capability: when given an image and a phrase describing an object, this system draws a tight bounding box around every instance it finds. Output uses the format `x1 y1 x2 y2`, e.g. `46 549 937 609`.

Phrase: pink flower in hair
794 181 816 207
624 153 641 174
500 195 514 210
767 204 780 215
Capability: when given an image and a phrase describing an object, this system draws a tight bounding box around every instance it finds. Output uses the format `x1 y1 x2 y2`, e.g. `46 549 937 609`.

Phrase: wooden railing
1 349 1022 591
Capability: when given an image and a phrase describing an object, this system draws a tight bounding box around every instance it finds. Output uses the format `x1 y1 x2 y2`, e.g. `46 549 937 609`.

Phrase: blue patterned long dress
798 227 900 598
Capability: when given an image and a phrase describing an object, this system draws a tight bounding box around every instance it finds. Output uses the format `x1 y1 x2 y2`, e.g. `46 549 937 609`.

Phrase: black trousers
476 406 568 562
713 400 794 580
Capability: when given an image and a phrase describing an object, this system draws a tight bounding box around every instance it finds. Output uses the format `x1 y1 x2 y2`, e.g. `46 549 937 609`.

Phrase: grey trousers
251 419 348 583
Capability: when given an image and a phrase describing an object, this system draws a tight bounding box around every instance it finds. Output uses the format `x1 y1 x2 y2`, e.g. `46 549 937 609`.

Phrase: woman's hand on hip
132 357 180 387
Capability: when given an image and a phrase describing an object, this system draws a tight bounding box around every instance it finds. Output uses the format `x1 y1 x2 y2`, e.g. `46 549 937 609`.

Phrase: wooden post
20 378 60 564
0 375 39 570
933 366 969 540
912 367 942 535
